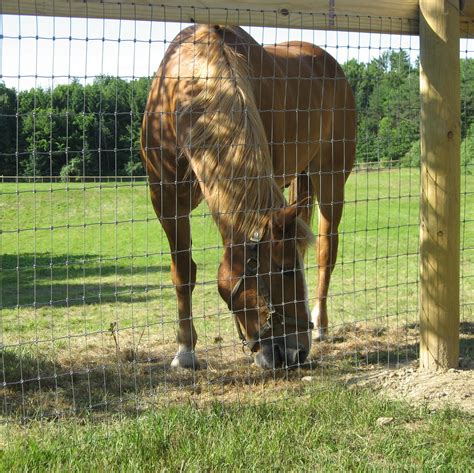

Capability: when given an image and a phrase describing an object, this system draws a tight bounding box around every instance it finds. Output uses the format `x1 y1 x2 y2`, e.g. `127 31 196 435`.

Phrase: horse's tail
177 25 283 238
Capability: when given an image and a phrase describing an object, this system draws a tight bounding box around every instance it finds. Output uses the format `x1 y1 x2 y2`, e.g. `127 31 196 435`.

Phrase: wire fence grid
0 4 473 422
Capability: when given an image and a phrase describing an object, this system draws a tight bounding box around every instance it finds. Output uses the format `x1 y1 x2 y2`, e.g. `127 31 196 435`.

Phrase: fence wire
0 5 473 422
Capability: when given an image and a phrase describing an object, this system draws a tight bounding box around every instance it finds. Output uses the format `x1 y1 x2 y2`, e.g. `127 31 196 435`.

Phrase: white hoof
316 327 327 342
170 346 200 370
311 306 327 342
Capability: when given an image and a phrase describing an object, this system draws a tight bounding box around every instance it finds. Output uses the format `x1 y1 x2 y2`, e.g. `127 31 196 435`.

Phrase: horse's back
141 25 356 187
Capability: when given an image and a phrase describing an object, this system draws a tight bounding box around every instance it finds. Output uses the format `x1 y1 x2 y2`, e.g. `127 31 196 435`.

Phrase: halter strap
229 231 314 352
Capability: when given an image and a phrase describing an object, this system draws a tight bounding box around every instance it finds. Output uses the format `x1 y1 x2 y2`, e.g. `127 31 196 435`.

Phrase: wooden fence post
419 0 461 369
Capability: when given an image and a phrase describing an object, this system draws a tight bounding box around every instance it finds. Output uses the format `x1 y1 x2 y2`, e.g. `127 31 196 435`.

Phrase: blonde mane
177 26 287 241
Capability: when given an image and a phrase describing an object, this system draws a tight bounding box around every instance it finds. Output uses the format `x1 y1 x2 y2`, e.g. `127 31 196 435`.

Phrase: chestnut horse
140 25 356 369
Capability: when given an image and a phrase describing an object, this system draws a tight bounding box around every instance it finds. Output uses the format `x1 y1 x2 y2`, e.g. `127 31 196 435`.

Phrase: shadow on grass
460 322 474 360
1 346 182 419
313 322 474 371
1 253 170 308
0 344 288 420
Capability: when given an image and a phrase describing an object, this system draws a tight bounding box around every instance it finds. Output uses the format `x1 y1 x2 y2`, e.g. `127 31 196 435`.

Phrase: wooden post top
1 0 474 38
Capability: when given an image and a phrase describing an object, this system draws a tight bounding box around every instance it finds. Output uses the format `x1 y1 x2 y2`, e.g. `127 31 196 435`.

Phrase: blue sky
1 14 472 91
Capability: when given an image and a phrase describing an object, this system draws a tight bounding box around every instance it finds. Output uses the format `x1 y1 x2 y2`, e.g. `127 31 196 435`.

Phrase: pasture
1 168 474 469
1 1 473 468
1 168 473 419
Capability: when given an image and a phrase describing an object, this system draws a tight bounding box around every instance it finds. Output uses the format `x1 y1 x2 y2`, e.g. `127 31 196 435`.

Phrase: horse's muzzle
254 337 308 369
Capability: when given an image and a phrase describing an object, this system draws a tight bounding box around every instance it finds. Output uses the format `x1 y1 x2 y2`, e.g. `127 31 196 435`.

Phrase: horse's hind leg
149 181 200 369
309 166 346 341
290 167 342 341
311 143 353 340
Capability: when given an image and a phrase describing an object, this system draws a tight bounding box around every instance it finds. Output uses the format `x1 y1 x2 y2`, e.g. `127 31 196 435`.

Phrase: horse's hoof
170 349 201 370
311 307 327 342
315 328 327 342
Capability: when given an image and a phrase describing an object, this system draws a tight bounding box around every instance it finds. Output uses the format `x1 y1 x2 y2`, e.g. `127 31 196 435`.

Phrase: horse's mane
176 25 290 241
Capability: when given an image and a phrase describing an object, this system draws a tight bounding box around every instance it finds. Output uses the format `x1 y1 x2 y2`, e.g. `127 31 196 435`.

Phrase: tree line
1 51 473 178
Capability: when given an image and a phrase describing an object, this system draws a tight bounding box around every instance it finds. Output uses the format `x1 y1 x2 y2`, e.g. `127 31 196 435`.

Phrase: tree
0 83 19 176
344 50 419 165
400 139 420 168
461 58 474 138
1 55 471 175
461 122 474 172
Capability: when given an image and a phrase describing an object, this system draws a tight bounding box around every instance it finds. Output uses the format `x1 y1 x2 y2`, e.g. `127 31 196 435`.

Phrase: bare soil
345 363 473 413
341 322 474 413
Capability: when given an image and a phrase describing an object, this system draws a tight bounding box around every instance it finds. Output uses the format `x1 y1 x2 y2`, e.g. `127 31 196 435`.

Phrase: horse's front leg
150 185 200 369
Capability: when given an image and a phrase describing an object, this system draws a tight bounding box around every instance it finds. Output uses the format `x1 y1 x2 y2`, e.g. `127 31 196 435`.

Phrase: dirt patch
341 322 474 413
344 362 474 413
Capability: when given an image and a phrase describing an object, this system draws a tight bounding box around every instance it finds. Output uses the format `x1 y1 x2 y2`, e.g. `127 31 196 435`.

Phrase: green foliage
0 83 19 175
124 158 145 176
461 58 474 135
1 77 151 176
1 56 474 175
400 139 420 168
462 122 474 171
343 50 420 165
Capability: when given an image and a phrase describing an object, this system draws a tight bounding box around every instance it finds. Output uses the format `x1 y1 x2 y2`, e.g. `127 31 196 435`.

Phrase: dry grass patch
2 320 472 420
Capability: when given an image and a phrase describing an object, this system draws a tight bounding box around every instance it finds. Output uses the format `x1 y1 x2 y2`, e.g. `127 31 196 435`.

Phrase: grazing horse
140 25 356 369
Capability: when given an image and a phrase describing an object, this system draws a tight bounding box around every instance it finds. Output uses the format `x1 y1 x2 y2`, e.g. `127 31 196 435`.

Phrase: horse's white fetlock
311 306 327 341
317 327 327 341
171 346 200 370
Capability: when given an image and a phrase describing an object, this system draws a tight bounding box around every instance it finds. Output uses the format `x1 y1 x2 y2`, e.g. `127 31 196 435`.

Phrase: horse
140 24 356 370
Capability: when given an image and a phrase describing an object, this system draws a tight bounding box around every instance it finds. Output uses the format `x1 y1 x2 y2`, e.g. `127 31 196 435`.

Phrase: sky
0 14 472 91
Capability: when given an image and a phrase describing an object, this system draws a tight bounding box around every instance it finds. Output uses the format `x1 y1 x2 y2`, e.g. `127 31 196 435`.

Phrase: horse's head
218 204 314 369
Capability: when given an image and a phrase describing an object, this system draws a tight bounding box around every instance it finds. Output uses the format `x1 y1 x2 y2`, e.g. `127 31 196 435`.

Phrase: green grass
0 383 472 471
1 170 473 469
1 169 472 339
0 168 473 419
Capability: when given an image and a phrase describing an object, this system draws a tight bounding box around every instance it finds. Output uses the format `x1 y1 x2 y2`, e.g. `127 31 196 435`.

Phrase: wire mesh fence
0 4 473 421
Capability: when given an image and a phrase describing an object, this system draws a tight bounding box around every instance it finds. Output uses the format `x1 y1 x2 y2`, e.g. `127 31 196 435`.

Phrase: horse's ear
294 196 312 216
274 197 312 227
272 205 299 239
272 197 313 240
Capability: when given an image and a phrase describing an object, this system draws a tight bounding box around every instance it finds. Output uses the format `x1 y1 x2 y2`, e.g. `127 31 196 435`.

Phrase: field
1 168 474 416
1 168 473 468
